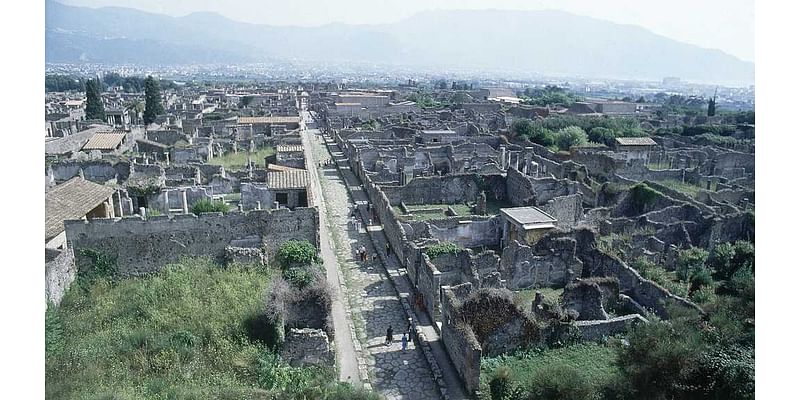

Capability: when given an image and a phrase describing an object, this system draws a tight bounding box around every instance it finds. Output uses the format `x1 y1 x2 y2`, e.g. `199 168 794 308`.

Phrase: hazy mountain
45 1 754 84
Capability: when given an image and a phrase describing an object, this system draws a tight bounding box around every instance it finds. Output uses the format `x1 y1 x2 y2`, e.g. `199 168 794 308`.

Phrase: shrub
489 366 514 400
425 242 461 259
628 183 660 214
617 318 707 399
676 247 709 282
690 284 717 305
276 240 322 270
588 127 615 146
554 126 588 151
77 248 117 282
191 199 230 215
284 265 323 288
525 364 598 400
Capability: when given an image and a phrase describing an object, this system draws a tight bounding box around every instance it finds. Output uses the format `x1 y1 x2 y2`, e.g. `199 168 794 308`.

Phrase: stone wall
440 285 482 394
539 194 584 228
281 328 335 367
65 208 319 277
381 174 486 206
45 247 76 306
500 239 583 289
570 229 704 319
426 216 501 248
506 168 579 207
574 314 647 341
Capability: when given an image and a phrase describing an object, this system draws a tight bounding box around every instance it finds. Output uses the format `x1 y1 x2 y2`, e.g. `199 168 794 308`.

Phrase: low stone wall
281 328 336 367
65 208 319 277
45 247 76 306
440 285 482 394
575 314 647 341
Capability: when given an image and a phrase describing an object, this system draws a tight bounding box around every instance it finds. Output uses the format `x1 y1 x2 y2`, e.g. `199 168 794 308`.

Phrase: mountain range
45 0 754 85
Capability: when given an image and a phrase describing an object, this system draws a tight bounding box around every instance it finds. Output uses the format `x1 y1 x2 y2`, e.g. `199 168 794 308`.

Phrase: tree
84 78 105 121
143 75 165 125
554 126 588 151
708 97 717 117
125 100 145 125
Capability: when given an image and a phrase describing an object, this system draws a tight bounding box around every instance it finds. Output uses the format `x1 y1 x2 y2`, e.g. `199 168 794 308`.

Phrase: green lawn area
513 287 564 309
209 146 275 170
659 179 703 198
479 342 621 400
45 258 346 399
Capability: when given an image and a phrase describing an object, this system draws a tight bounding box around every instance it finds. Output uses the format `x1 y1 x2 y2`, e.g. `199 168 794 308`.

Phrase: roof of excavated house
45 177 116 241
615 137 657 146
82 132 126 151
237 116 301 125
500 206 557 229
266 170 308 190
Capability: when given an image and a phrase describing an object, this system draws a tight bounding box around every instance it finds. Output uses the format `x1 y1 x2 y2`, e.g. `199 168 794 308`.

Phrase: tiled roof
501 206 557 228
276 144 304 153
238 116 301 124
82 133 126 150
267 164 306 172
45 177 116 240
266 170 308 190
615 137 657 146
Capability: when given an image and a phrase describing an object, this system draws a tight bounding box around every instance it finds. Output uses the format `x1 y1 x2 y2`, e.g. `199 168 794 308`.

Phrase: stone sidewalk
306 127 441 400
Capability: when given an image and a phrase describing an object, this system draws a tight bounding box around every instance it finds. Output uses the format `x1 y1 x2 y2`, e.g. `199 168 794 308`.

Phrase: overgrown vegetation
47 258 276 398
190 198 230 215
519 85 581 107
275 240 323 288
628 183 661 214
47 257 372 399
511 115 645 148
480 342 621 400
425 242 462 259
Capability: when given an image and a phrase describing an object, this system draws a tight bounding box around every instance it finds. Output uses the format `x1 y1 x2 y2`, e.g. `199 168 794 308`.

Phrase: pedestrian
385 242 391 257
368 218 373 226
386 326 393 346
372 253 377 263
401 333 408 351
408 317 417 346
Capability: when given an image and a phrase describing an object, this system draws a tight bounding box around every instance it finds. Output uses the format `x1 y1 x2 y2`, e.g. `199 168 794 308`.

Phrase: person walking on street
386 242 391 257
401 333 408 351
385 326 393 346
407 317 416 346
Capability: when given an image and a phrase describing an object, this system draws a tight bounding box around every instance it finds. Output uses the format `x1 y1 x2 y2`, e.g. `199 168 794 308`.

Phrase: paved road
302 112 443 399
300 117 361 386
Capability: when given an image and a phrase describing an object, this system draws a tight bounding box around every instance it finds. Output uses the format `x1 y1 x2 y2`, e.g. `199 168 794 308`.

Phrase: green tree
143 75 165 125
554 126 588 151
84 78 106 121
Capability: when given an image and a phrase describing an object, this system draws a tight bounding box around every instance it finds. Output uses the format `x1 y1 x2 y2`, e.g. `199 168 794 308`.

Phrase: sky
57 0 755 62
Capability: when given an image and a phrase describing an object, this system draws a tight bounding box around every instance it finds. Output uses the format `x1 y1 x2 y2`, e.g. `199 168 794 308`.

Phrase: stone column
163 190 170 213
181 190 189 215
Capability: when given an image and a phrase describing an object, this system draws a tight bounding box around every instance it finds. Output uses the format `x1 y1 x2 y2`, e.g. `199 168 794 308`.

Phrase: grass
513 287 564 309
659 179 703 198
209 146 275 170
394 203 477 221
479 342 621 400
45 257 328 399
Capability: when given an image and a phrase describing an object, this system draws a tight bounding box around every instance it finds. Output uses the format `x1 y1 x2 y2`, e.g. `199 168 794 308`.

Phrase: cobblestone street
305 125 441 399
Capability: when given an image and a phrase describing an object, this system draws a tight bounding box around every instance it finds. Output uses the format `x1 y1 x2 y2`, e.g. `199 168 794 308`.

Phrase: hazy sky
57 0 755 62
